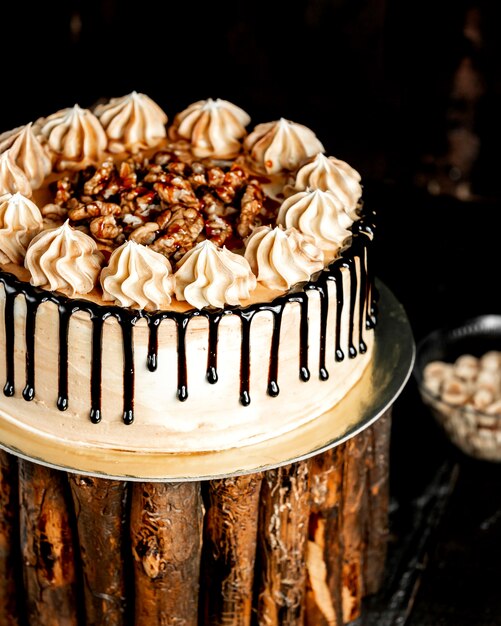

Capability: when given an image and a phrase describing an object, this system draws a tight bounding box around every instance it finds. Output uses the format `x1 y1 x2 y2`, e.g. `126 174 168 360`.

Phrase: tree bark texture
130 481 203 626
69 474 128 625
0 450 19 626
363 409 392 595
256 460 311 626
305 445 346 626
18 459 78 626
201 473 263 626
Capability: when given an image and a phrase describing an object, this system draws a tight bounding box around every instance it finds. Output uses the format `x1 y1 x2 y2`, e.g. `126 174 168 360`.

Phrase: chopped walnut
45 149 272 263
54 177 74 205
154 176 199 207
237 182 265 237
150 208 204 260
83 159 119 197
205 214 232 246
129 222 159 245
90 215 123 243
68 201 122 221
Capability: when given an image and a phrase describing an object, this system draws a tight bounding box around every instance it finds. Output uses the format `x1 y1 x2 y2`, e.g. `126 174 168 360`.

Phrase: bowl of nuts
414 314 501 461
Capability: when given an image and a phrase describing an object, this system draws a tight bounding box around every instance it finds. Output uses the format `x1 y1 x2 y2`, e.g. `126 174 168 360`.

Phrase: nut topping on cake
94 91 168 154
101 240 175 310
169 98 250 159
244 225 324 291
25 220 104 296
0 193 43 264
175 240 257 309
43 153 276 263
244 118 325 175
0 123 52 190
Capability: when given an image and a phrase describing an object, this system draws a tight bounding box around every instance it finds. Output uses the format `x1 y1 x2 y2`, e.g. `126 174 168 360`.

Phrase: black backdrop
4 0 501 196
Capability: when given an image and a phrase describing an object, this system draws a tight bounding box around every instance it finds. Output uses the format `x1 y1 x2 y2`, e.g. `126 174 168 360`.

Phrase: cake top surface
0 93 363 311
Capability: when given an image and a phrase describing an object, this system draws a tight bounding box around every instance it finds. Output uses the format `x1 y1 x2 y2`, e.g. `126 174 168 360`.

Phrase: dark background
5 2 501 623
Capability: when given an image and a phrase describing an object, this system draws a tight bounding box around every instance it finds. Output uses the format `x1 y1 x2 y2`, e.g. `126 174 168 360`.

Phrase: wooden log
340 429 371 624
201 473 263 626
305 444 346 626
18 459 78 626
69 474 128 625
0 450 20 626
364 409 392 595
256 460 311 626
130 481 203 626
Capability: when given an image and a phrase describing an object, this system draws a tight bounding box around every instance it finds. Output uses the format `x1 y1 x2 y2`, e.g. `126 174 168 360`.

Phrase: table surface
358 180 501 626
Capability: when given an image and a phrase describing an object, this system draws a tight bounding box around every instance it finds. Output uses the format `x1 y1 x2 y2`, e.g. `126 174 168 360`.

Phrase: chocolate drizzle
0 214 376 425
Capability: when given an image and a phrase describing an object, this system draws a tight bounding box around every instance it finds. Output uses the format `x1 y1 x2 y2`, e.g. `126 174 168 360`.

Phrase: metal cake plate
0 279 415 481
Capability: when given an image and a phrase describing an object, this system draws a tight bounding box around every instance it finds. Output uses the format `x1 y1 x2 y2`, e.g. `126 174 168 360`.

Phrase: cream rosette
175 240 257 309
101 240 176 310
277 189 356 255
94 91 168 153
0 193 43 264
25 220 104 296
288 153 362 217
0 123 52 189
169 98 251 159
35 104 107 170
244 225 324 291
244 118 324 175
0 151 32 199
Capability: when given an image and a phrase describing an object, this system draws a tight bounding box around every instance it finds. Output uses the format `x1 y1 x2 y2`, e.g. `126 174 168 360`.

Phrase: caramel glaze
0 213 376 425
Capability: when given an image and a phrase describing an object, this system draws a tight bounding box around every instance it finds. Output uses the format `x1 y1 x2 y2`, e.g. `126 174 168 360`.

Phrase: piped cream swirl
169 98 250 159
94 91 168 153
25 220 104 295
277 189 355 254
101 241 175 310
244 225 324 291
0 151 32 199
35 104 107 170
288 153 362 216
244 118 324 175
0 193 43 264
175 240 257 309
0 123 52 190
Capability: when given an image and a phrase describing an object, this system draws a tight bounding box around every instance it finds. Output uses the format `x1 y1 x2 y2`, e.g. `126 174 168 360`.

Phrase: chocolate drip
177 316 190 402
57 306 71 411
238 310 255 406
90 315 104 424
0 215 375 423
120 317 135 424
23 295 41 401
343 257 358 359
267 306 283 397
147 317 160 372
317 284 330 380
328 264 345 362
3 285 16 397
207 314 221 384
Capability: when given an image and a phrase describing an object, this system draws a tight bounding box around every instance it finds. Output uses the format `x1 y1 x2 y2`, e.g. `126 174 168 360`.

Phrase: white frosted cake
0 93 376 453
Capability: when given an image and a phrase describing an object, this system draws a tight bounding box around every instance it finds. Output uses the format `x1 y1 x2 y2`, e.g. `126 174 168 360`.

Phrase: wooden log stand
0 412 394 626
0 282 414 625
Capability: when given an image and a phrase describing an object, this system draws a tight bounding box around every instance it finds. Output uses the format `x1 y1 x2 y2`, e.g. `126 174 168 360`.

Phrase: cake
0 93 376 453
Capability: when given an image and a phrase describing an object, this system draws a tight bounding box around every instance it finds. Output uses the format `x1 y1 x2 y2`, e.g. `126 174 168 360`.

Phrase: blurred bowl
414 314 501 461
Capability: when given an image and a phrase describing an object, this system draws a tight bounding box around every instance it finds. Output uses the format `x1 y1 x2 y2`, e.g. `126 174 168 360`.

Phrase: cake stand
0 280 415 626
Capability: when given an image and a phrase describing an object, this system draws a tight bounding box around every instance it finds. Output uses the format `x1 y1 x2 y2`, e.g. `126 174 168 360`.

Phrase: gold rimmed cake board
0 280 414 626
